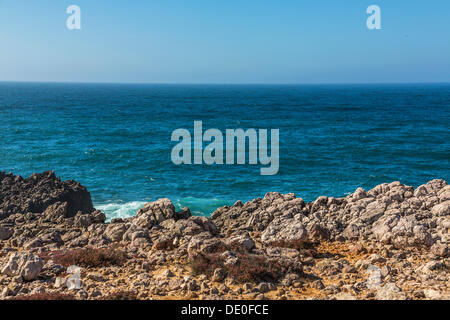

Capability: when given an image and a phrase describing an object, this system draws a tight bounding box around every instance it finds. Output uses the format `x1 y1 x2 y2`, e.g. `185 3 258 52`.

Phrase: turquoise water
0 82 449 219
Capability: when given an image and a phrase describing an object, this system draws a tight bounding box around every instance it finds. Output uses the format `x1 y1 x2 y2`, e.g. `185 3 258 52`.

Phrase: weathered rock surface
0 172 448 300
212 179 449 249
375 283 407 300
1 252 44 281
0 171 94 219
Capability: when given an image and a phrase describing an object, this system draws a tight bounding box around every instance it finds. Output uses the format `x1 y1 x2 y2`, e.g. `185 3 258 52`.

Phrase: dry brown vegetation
40 247 127 268
191 250 301 283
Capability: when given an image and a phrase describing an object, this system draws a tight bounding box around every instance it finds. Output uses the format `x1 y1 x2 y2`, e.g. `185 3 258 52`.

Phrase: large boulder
41 201 70 221
261 214 307 245
187 233 224 258
0 226 13 240
373 214 434 248
212 192 305 237
132 198 176 228
375 283 407 300
105 223 129 242
225 234 255 252
1 252 44 281
431 201 450 217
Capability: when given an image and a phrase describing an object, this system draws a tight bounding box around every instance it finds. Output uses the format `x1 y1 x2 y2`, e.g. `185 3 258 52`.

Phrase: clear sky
0 0 449 84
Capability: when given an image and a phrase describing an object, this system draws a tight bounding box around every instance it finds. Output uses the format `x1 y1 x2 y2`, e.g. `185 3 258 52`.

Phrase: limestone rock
375 283 407 300
1 252 44 281
261 215 307 245
0 226 13 240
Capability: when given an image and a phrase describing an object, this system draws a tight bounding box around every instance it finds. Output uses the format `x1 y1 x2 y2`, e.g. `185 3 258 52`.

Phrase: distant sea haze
0 82 449 219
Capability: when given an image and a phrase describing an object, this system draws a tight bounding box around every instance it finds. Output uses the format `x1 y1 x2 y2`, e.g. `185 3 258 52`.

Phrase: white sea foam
96 201 146 221
96 197 232 221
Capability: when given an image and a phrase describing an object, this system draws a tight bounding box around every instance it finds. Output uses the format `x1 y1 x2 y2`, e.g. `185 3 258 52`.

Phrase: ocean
0 82 449 219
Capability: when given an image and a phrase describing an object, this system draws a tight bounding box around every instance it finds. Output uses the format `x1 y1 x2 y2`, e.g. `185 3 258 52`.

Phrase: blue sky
0 0 449 84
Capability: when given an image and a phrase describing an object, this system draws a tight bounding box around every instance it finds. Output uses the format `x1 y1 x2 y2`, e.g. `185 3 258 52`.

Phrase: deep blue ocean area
0 82 449 219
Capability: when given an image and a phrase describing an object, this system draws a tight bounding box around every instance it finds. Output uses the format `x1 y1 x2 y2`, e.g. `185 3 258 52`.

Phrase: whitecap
95 201 146 221
95 197 232 221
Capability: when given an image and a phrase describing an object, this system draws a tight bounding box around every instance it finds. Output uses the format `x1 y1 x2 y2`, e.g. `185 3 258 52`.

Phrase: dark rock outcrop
0 171 94 219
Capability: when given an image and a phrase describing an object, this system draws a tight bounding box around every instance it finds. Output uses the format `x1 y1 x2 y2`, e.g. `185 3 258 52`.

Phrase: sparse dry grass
191 249 301 283
40 247 127 268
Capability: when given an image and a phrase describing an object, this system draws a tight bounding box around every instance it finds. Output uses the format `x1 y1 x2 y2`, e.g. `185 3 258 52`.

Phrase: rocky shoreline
0 171 448 300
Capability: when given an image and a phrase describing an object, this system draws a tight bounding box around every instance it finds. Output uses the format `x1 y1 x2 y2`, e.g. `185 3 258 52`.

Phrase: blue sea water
0 82 449 219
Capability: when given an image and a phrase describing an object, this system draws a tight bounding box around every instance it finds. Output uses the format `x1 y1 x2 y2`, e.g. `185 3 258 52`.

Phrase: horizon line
1 80 450 86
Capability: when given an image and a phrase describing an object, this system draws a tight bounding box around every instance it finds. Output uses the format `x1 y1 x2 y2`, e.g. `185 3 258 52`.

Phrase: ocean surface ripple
1 82 449 219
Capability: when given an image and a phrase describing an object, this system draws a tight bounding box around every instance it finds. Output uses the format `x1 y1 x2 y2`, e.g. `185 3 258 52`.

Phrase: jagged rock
54 277 67 288
188 216 218 235
390 217 434 248
24 238 44 250
152 236 175 250
342 224 360 240
91 210 106 223
105 223 128 242
122 224 150 243
1 252 44 281
162 269 175 278
261 214 307 245
424 289 445 300
0 171 94 219
424 260 446 272
211 179 447 250
175 207 192 220
87 272 106 282
0 172 449 300
212 192 304 235
307 223 330 241
41 201 70 221
225 234 255 252
375 283 407 300
212 268 226 282
74 213 94 228
187 234 223 258
159 216 218 240
431 201 450 216
438 185 450 201
257 282 270 293
0 226 13 240
430 242 449 257
369 254 386 264
132 198 176 228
